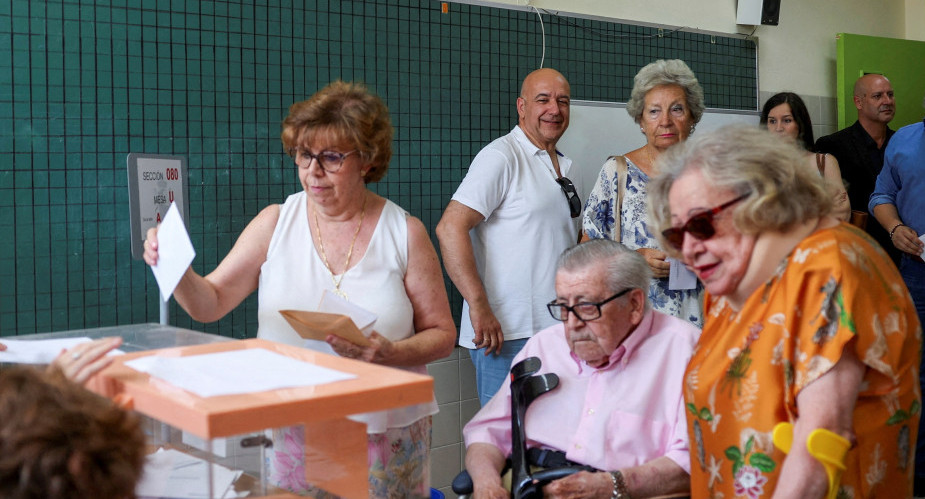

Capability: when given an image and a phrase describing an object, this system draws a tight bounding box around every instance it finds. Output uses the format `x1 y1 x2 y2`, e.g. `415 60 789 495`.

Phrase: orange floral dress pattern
685 224 921 499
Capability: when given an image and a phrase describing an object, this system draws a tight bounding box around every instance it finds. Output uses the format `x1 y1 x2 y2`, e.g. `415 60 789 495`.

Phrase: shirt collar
512 125 564 157
850 120 895 150
569 309 655 374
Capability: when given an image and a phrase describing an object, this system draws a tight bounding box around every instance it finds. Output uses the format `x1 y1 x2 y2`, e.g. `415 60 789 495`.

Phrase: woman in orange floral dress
647 126 921 498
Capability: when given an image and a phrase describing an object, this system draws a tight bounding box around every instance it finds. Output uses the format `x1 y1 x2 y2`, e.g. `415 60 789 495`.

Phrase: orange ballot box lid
88 338 433 440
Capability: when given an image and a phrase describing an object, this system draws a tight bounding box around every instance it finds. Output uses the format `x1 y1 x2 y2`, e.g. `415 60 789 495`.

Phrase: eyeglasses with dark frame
555 176 582 218
288 148 358 173
661 192 751 251
546 288 632 322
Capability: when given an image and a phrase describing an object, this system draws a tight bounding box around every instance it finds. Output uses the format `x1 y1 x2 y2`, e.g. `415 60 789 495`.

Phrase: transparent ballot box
134 421 277 498
88 335 434 498
3 324 434 498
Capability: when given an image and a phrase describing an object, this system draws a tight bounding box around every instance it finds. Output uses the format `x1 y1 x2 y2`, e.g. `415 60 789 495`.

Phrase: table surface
9 322 234 351
10 325 371 498
40 326 436 439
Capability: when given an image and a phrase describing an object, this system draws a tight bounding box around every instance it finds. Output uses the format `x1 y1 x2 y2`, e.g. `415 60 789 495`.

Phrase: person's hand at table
0 342 6 351
326 331 398 365
51 337 123 385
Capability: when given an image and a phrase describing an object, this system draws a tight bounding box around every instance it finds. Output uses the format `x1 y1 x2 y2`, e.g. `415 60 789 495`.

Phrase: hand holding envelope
280 290 379 349
280 310 372 346
280 310 401 363
148 202 196 301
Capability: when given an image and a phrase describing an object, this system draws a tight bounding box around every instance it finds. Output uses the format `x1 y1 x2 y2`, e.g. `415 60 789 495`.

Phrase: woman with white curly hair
648 125 921 498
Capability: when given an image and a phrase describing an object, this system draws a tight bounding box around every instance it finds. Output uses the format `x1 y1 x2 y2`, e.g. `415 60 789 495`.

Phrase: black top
816 120 898 264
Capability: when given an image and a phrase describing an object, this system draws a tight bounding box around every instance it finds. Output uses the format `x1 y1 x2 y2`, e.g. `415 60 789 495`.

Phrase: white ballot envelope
317 289 377 334
668 258 698 290
150 202 195 301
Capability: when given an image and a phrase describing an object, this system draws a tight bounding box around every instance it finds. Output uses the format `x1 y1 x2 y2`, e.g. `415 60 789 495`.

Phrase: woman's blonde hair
648 125 832 255
626 59 705 126
281 80 393 183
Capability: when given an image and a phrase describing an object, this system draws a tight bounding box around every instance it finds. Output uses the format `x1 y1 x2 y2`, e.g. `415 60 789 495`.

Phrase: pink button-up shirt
463 309 699 473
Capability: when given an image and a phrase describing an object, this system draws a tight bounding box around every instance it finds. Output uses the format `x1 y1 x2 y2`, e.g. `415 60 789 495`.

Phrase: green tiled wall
0 0 756 337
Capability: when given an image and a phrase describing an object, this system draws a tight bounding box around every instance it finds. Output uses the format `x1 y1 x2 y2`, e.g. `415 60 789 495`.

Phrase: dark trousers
900 255 925 493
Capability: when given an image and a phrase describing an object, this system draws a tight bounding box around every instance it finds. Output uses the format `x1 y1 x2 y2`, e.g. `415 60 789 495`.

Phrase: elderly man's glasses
555 177 582 218
289 148 357 173
661 192 750 250
546 288 632 322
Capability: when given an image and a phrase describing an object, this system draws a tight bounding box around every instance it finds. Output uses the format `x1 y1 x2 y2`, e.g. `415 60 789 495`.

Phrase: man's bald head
853 74 895 126
516 68 571 152
520 68 569 98
854 73 890 98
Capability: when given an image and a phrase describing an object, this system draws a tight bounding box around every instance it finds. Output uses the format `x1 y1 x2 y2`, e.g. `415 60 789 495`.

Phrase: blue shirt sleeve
868 140 901 212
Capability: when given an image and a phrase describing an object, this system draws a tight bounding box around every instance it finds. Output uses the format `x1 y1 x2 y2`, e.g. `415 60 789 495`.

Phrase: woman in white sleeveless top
143 81 455 498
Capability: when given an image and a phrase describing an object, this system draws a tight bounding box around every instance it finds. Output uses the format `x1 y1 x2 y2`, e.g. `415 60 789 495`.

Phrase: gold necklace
313 193 367 299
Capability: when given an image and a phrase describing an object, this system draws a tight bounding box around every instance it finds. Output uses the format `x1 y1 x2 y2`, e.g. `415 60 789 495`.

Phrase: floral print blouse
685 224 921 498
583 157 704 327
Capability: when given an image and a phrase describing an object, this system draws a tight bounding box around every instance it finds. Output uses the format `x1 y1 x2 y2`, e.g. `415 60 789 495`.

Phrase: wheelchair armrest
513 466 595 498
453 465 595 497
529 465 594 484
451 469 474 495
452 459 514 495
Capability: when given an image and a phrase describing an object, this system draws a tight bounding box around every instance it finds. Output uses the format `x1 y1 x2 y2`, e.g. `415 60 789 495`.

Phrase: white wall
480 0 910 99
907 0 925 41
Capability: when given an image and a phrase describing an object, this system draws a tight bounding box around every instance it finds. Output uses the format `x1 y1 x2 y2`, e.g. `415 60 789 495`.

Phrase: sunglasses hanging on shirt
555 176 582 218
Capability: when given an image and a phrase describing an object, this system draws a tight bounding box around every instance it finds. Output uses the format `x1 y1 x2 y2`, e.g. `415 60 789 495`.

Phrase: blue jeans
900 255 925 487
469 338 529 406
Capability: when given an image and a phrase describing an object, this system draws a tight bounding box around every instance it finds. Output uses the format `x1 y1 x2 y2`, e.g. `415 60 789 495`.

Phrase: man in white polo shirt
436 68 582 405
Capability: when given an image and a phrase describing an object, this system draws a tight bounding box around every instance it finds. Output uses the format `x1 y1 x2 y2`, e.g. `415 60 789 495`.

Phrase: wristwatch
610 470 632 499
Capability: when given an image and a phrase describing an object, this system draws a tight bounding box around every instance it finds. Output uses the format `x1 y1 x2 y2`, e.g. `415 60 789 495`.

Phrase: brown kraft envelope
279 310 371 347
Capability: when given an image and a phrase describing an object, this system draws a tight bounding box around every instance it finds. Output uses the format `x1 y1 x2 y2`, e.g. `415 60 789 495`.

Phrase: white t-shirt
451 125 581 348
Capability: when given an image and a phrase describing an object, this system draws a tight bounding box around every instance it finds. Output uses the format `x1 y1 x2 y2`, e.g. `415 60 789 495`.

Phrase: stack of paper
135 448 245 498
124 348 356 397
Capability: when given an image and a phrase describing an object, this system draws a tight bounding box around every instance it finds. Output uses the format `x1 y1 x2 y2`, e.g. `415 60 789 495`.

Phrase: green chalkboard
0 0 757 337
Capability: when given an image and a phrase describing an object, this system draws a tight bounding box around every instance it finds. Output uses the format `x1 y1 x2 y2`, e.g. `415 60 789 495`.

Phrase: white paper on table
0 337 125 364
124 348 356 397
317 289 378 334
150 201 196 302
668 258 698 290
135 447 245 498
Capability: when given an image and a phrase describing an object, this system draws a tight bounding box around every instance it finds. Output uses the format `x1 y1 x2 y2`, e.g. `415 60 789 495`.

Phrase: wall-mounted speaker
736 0 781 26
761 0 781 25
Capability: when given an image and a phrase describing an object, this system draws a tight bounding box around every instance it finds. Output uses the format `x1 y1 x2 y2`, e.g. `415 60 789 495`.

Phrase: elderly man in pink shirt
463 239 699 499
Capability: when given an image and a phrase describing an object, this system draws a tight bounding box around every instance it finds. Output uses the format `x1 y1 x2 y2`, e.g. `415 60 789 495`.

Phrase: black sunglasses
661 192 750 250
547 288 632 322
555 176 582 218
